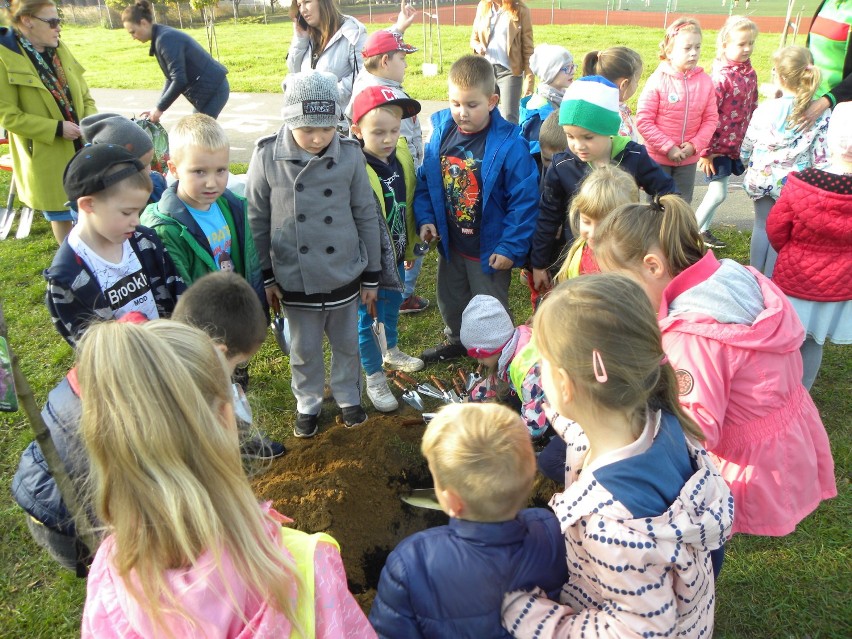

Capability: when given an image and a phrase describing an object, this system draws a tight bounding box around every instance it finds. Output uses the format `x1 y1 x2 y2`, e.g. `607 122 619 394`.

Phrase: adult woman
470 0 534 124
800 0 851 127
122 0 229 124
288 0 366 127
0 0 96 244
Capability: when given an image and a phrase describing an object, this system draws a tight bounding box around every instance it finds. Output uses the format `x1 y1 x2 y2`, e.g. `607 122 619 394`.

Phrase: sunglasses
560 64 576 75
32 16 62 29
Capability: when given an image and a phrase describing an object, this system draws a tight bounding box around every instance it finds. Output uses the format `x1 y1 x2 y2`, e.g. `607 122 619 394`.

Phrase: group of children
8 11 848 638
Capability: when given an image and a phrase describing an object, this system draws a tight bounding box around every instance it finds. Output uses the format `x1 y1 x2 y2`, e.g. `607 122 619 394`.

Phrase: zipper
681 71 689 145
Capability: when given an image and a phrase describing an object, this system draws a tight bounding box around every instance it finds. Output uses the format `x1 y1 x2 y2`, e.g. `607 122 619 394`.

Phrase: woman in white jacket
287 0 366 128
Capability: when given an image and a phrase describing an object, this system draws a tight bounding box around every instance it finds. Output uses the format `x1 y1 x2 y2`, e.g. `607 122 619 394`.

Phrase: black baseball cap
63 144 146 202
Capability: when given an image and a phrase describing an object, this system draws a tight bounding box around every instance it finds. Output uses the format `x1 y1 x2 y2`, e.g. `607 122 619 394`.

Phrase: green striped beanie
559 75 621 136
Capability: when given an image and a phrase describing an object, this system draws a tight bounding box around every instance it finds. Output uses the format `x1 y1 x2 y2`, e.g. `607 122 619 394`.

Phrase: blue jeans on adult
358 265 404 375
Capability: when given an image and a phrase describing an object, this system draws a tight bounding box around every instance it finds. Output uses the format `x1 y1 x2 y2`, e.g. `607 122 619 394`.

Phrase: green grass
2 17 850 636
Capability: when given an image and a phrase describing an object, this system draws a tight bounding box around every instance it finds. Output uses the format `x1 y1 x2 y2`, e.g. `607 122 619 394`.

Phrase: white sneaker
383 346 425 372
366 371 398 412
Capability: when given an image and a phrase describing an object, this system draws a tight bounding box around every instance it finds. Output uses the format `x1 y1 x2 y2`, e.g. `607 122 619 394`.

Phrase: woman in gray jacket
122 0 229 123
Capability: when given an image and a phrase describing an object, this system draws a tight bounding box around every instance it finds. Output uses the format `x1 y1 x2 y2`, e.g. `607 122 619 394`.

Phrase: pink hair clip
806 64 814 71
592 349 608 383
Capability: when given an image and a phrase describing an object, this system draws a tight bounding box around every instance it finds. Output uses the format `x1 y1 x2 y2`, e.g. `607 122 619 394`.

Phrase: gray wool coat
246 126 380 296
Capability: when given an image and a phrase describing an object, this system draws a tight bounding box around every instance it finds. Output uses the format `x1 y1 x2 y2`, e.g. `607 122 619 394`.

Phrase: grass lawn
1 17 850 638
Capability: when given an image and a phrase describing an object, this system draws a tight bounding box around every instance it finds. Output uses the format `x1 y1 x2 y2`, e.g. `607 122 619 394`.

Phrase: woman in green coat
0 0 96 243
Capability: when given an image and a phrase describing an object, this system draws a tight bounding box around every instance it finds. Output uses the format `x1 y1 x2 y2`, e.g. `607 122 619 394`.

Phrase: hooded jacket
414 107 539 273
659 252 837 536
0 27 97 211
703 57 758 159
502 410 733 638
636 61 719 167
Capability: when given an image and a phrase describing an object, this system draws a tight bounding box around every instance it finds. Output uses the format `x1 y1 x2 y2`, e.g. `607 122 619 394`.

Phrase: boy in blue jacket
369 403 567 638
415 55 539 362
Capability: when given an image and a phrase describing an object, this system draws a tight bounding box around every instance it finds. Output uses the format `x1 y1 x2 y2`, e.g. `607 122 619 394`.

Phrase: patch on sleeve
675 369 694 396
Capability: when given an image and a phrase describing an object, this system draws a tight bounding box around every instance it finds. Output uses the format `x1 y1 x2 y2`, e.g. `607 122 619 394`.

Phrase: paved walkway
90 87 755 230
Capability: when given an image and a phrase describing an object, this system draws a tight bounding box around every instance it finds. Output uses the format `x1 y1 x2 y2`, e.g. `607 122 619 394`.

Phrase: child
767 101 852 390
594 195 837 536
537 110 567 175
350 85 424 412
581 46 644 141
247 70 380 436
741 45 829 276
636 17 719 204
77 321 374 637
519 44 575 157
529 76 675 294
140 113 265 307
44 144 184 347
369 403 567 637
553 164 639 283
693 16 759 250
80 112 167 203
459 295 549 439
502 274 733 637
415 54 539 362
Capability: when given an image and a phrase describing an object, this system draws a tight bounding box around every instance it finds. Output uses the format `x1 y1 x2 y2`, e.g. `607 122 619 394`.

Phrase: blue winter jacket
368 508 568 638
414 108 540 273
519 95 555 155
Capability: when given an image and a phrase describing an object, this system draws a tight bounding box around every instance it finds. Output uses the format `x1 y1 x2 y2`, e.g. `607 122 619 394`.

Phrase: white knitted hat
460 295 515 357
281 71 340 129
529 44 574 85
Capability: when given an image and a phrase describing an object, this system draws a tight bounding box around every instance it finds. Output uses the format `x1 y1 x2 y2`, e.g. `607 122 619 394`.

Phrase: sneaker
241 434 286 460
421 341 467 363
366 371 399 412
383 346 425 372
399 295 430 314
294 412 319 438
341 405 368 428
701 230 727 249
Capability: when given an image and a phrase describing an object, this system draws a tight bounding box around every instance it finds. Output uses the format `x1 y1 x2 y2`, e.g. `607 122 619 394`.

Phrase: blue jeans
358 265 404 375
402 257 423 300
196 77 230 119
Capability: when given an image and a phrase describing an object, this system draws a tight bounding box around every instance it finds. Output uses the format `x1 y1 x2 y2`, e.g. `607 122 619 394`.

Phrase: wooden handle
453 378 465 396
401 418 425 426
391 378 409 391
430 375 447 392
395 371 419 385
457 369 468 384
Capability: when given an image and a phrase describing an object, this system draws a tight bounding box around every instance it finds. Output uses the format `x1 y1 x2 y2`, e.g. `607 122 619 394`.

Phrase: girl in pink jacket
502 274 733 638
637 18 719 205
595 195 837 537
77 321 374 639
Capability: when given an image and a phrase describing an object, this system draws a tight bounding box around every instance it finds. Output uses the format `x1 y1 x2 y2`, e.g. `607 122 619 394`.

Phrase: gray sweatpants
437 251 512 344
287 300 361 415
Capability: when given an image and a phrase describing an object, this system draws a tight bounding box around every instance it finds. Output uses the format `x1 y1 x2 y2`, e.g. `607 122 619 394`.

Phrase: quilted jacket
636 61 719 167
767 168 852 301
703 57 758 160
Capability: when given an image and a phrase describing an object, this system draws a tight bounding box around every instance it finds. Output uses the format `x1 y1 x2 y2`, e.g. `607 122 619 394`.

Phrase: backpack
134 118 170 175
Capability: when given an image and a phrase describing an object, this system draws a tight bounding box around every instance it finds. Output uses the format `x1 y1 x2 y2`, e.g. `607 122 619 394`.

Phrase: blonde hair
289 0 342 55
535 274 703 440
422 403 535 522
169 113 229 164
449 55 497 97
2 0 54 27
774 45 821 128
716 15 758 58
77 321 301 637
593 194 706 278
539 110 567 152
554 166 639 284
582 47 643 85
660 17 702 60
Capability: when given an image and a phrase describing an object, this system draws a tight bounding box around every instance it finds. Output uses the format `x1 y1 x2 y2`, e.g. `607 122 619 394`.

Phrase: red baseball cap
362 29 418 58
352 86 421 124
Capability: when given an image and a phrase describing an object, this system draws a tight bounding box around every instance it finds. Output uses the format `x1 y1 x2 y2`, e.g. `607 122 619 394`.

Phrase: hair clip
660 354 669 366
806 64 814 71
592 349 608 383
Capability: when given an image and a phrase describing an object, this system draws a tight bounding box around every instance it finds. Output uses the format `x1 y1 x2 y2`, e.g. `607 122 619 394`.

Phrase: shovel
400 487 442 511
0 176 17 240
466 365 484 393
391 378 425 412
395 371 445 401
430 376 459 404
270 311 291 355
371 316 388 357
15 206 33 239
452 377 467 401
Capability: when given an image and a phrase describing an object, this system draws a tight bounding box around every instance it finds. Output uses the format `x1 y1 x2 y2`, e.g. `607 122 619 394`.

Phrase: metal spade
391 378 425 412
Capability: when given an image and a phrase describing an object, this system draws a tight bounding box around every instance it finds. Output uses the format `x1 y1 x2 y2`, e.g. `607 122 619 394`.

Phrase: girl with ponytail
740 45 830 275
593 195 837 538
502 273 733 638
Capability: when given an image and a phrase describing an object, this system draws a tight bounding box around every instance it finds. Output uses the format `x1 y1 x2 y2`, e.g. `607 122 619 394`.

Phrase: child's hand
489 254 513 270
419 224 438 242
667 146 684 163
473 42 487 55
394 2 418 33
680 142 695 159
698 156 716 177
361 287 378 310
532 268 552 292
265 284 283 315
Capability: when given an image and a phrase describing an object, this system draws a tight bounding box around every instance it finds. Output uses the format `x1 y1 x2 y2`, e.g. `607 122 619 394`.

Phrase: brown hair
121 0 154 25
448 54 497 97
774 45 821 128
593 194 706 279
535 274 703 440
289 0 343 56
582 47 643 85
659 17 702 60
3 0 55 27
539 110 567 152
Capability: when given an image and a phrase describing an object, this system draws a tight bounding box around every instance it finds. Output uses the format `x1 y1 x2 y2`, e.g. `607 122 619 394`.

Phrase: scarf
536 83 565 109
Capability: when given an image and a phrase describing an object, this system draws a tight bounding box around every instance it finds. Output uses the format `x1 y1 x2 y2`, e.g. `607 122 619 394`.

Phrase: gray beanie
281 71 340 129
460 295 515 357
81 113 154 159
529 44 574 85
